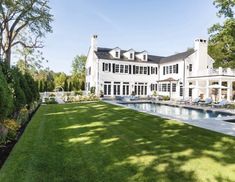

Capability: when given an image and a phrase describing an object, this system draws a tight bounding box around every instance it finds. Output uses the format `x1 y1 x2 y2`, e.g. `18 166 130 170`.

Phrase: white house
85 35 235 101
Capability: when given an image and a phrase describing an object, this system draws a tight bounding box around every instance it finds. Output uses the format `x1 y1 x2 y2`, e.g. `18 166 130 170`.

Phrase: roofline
97 58 159 64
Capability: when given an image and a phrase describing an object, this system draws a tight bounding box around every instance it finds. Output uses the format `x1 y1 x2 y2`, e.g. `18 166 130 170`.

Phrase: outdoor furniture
192 97 200 105
199 98 213 106
212 100 229 108
130 96 139 101
177 98 190 104
115 96 124 100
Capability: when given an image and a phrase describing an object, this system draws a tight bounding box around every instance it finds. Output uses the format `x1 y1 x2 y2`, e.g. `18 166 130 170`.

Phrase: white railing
189 67 235 77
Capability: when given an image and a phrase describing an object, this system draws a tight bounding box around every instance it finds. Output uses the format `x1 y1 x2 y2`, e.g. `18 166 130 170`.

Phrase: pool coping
103 100 235 137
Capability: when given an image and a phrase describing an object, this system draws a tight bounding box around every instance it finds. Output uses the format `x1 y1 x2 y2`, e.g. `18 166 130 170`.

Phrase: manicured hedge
0 63 40 145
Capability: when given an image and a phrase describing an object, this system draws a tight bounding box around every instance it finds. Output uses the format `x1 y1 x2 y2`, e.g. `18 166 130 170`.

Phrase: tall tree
208 0 235 68
71 55 86 90
0 0 53 66
72 55 86 75
213 0 235 18
54 72 67 89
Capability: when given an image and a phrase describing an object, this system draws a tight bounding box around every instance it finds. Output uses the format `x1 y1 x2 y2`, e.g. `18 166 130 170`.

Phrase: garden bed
0 104 40 169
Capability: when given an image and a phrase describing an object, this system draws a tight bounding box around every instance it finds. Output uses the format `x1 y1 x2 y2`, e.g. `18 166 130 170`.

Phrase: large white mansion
85 35 235 101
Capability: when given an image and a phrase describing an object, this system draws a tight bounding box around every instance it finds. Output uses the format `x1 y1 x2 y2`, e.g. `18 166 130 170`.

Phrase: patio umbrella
208 84 227 102
184 85 205 89
208 84 227 89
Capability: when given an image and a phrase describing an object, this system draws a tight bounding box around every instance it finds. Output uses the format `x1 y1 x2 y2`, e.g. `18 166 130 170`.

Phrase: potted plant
100 90 104 98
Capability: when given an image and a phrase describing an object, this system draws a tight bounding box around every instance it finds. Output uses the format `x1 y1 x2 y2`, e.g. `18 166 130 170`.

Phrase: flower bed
0 101 41 169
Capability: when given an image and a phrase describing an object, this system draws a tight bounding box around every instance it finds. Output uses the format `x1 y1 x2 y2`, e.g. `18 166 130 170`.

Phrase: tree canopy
208 0 235 68
0 0 53 66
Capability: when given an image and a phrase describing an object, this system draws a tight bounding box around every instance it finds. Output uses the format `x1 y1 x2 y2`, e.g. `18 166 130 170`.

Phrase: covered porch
186 76 235 101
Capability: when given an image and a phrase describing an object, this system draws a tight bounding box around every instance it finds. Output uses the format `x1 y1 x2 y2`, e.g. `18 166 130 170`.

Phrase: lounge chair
212 100 229 108
192 97 200 105
199 98 213 106
177 98 190 104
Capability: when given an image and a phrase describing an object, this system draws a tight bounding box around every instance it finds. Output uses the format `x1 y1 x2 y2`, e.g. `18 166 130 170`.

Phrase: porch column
195 80 199 97
147 83 151 96
227 81 231 101
206 80 209 98
218 79 222 101
120 82 123 96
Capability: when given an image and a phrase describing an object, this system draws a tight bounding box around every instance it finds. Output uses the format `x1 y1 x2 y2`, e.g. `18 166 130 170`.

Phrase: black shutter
109 63 111 72
113 63 115 73
102 63 105 71
133 65 136 74
176 64 178 73
147 67 150 75
163 66 165 75
155 67 158 75
129 65 131 74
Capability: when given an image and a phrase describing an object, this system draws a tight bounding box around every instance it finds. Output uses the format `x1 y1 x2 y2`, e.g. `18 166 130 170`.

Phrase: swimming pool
122 103 233 120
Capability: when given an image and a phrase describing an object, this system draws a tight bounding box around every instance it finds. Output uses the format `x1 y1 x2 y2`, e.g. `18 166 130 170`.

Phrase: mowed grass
0 102 235 182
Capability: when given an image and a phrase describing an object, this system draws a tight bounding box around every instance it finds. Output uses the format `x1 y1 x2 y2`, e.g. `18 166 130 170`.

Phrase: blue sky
42 0 219 74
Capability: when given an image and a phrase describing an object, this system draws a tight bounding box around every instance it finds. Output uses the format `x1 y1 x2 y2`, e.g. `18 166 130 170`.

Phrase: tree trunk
5 47 11 66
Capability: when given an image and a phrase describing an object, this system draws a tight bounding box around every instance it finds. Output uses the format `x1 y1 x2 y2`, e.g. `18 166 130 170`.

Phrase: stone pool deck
104 100 235 137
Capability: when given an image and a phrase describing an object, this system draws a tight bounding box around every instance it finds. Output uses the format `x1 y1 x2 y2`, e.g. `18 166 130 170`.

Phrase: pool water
123 103 233 120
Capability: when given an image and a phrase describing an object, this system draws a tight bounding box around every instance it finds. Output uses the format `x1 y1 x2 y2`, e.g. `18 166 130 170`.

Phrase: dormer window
115 51 119 58
143 55 146 61
136 51 148 61
123 49 135 60
109 47 121 58
130 53 133 59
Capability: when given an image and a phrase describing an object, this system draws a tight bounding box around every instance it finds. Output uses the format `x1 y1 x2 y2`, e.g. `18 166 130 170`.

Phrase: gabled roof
95 47 195 64
160 49 195 63
95 47 163 64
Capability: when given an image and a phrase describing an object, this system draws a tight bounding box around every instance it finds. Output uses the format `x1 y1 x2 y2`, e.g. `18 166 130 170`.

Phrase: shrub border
0 103 41 169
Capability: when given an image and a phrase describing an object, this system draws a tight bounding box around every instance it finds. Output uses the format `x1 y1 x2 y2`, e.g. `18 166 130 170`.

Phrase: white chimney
194 38 208 72
91 35 98 51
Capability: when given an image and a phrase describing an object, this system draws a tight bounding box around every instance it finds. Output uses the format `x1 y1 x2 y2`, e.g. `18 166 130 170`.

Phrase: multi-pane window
123 82 129 95
189 64 192 72
144 67 147 74
159 84 162 92
169 66 172 74
173 65 176 73
172 83 176 92
104 63 109 71
86 67 91 76
115 64 119 73
162 84 167 92
130 53 133 59
120 65 124 73
124 65 128 73
151 67 155 74
167 83 171 92
134 82 147 95
180 86 183 96
115 51 119 58
104 82 111 95
189 88 192 97
114 82 120 95
164 64 178 75
140 67 143 74
135 66 139 74
150 84 158 91
143 55 146 60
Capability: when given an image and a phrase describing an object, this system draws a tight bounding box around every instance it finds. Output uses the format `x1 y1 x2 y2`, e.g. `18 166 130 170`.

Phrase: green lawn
0 102 235 182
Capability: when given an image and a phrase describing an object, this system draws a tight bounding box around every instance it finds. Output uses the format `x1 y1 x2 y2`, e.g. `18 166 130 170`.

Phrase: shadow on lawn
46 102 235 182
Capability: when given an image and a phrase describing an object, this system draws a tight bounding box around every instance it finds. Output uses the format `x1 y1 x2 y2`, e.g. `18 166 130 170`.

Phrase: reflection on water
124 103 232 120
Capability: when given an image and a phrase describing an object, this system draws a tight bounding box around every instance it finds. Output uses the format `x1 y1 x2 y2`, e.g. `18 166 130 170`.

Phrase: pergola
187 76 235 101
